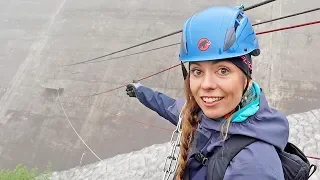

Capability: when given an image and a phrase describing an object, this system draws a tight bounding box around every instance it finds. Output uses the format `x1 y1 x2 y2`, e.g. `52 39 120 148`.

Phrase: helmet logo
198 38 211 51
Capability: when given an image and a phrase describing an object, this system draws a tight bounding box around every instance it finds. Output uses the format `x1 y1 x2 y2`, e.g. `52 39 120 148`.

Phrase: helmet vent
234 13 243 32
223 27 236 51
237 13 243 22
234 22 239 31
180 32 188 54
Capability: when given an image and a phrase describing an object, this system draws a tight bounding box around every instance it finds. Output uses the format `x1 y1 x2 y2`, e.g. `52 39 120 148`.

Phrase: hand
126 80 139 97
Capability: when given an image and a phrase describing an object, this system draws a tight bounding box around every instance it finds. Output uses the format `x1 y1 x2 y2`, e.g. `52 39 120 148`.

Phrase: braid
176 74 200 180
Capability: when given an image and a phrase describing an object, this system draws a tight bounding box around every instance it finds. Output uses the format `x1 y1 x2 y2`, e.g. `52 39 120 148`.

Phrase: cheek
221 78 244 102
232 82 245 103
189 79 199 97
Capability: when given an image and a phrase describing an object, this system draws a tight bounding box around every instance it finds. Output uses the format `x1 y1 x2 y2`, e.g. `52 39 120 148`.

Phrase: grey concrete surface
0 0 319 175
48 109 320 180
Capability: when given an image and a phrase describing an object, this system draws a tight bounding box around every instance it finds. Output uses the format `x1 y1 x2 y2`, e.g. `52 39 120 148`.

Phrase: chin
202 109 225 119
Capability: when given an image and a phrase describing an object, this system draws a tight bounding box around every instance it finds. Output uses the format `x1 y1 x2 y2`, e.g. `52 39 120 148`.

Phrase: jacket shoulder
225 141 284 180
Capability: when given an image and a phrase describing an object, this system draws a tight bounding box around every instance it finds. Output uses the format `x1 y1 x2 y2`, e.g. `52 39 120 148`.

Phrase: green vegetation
0 162 52 180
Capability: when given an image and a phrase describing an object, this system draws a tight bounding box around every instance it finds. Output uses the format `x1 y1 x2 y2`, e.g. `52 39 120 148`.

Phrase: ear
243 75 252 89
247 78 253 89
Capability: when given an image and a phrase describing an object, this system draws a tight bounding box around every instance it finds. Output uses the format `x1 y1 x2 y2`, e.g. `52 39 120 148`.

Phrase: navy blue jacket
134 85 289 180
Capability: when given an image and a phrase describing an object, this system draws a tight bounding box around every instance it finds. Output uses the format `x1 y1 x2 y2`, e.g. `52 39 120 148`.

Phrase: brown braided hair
175 74 200 180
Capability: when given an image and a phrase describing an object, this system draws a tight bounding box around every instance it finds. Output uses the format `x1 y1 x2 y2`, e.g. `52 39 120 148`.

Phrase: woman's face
189 60 247 119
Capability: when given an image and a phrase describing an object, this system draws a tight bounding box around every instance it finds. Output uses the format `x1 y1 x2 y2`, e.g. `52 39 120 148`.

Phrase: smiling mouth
201 97 224 104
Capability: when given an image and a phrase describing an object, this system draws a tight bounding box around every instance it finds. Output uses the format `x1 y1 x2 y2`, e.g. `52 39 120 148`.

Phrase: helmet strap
242 77 250 96
181 61 188 80
223 76 249 119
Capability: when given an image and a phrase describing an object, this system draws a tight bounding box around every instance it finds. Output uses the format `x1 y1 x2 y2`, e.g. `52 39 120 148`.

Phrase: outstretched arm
129 84 185 126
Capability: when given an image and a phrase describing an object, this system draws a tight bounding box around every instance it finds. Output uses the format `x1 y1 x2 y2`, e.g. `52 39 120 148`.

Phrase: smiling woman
125 5 316 180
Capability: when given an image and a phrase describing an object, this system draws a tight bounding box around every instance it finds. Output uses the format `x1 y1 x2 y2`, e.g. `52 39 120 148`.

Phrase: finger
126 85 133 89
126 84 134 89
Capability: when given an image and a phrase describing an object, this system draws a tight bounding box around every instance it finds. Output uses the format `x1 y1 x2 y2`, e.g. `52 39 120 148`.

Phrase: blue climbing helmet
179 6 260 62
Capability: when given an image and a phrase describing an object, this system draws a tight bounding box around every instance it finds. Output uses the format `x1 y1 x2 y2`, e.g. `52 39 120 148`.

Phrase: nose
201 72 217 90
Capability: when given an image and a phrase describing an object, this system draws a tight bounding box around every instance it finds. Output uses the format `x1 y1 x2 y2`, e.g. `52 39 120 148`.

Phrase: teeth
202 97 223 103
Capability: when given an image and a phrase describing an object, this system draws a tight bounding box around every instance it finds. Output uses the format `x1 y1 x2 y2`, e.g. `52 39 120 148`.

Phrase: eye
191 69 202 76
217 67 230 75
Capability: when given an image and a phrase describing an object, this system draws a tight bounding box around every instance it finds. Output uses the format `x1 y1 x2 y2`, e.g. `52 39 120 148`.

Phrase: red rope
80 19 320 97
257 20 320 35
80 85 127 97
137 63 181 81
307 156 320 161
79 64 182 97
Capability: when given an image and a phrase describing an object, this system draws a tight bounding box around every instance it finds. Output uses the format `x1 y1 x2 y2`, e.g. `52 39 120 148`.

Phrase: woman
126 6 289 180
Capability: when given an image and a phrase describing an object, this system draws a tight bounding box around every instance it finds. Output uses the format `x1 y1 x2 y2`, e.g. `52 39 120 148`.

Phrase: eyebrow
190 61 220 67
190 62 201 66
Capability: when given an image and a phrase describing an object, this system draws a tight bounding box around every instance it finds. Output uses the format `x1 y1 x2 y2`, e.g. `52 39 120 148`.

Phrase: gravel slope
48 109 320 180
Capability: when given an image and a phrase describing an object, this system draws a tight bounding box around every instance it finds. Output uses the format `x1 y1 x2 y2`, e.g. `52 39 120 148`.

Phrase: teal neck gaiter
230 81 261 122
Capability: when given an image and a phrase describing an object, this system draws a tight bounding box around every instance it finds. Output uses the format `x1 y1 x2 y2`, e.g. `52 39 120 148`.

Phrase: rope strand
63 8 320 66
64 0 277 66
